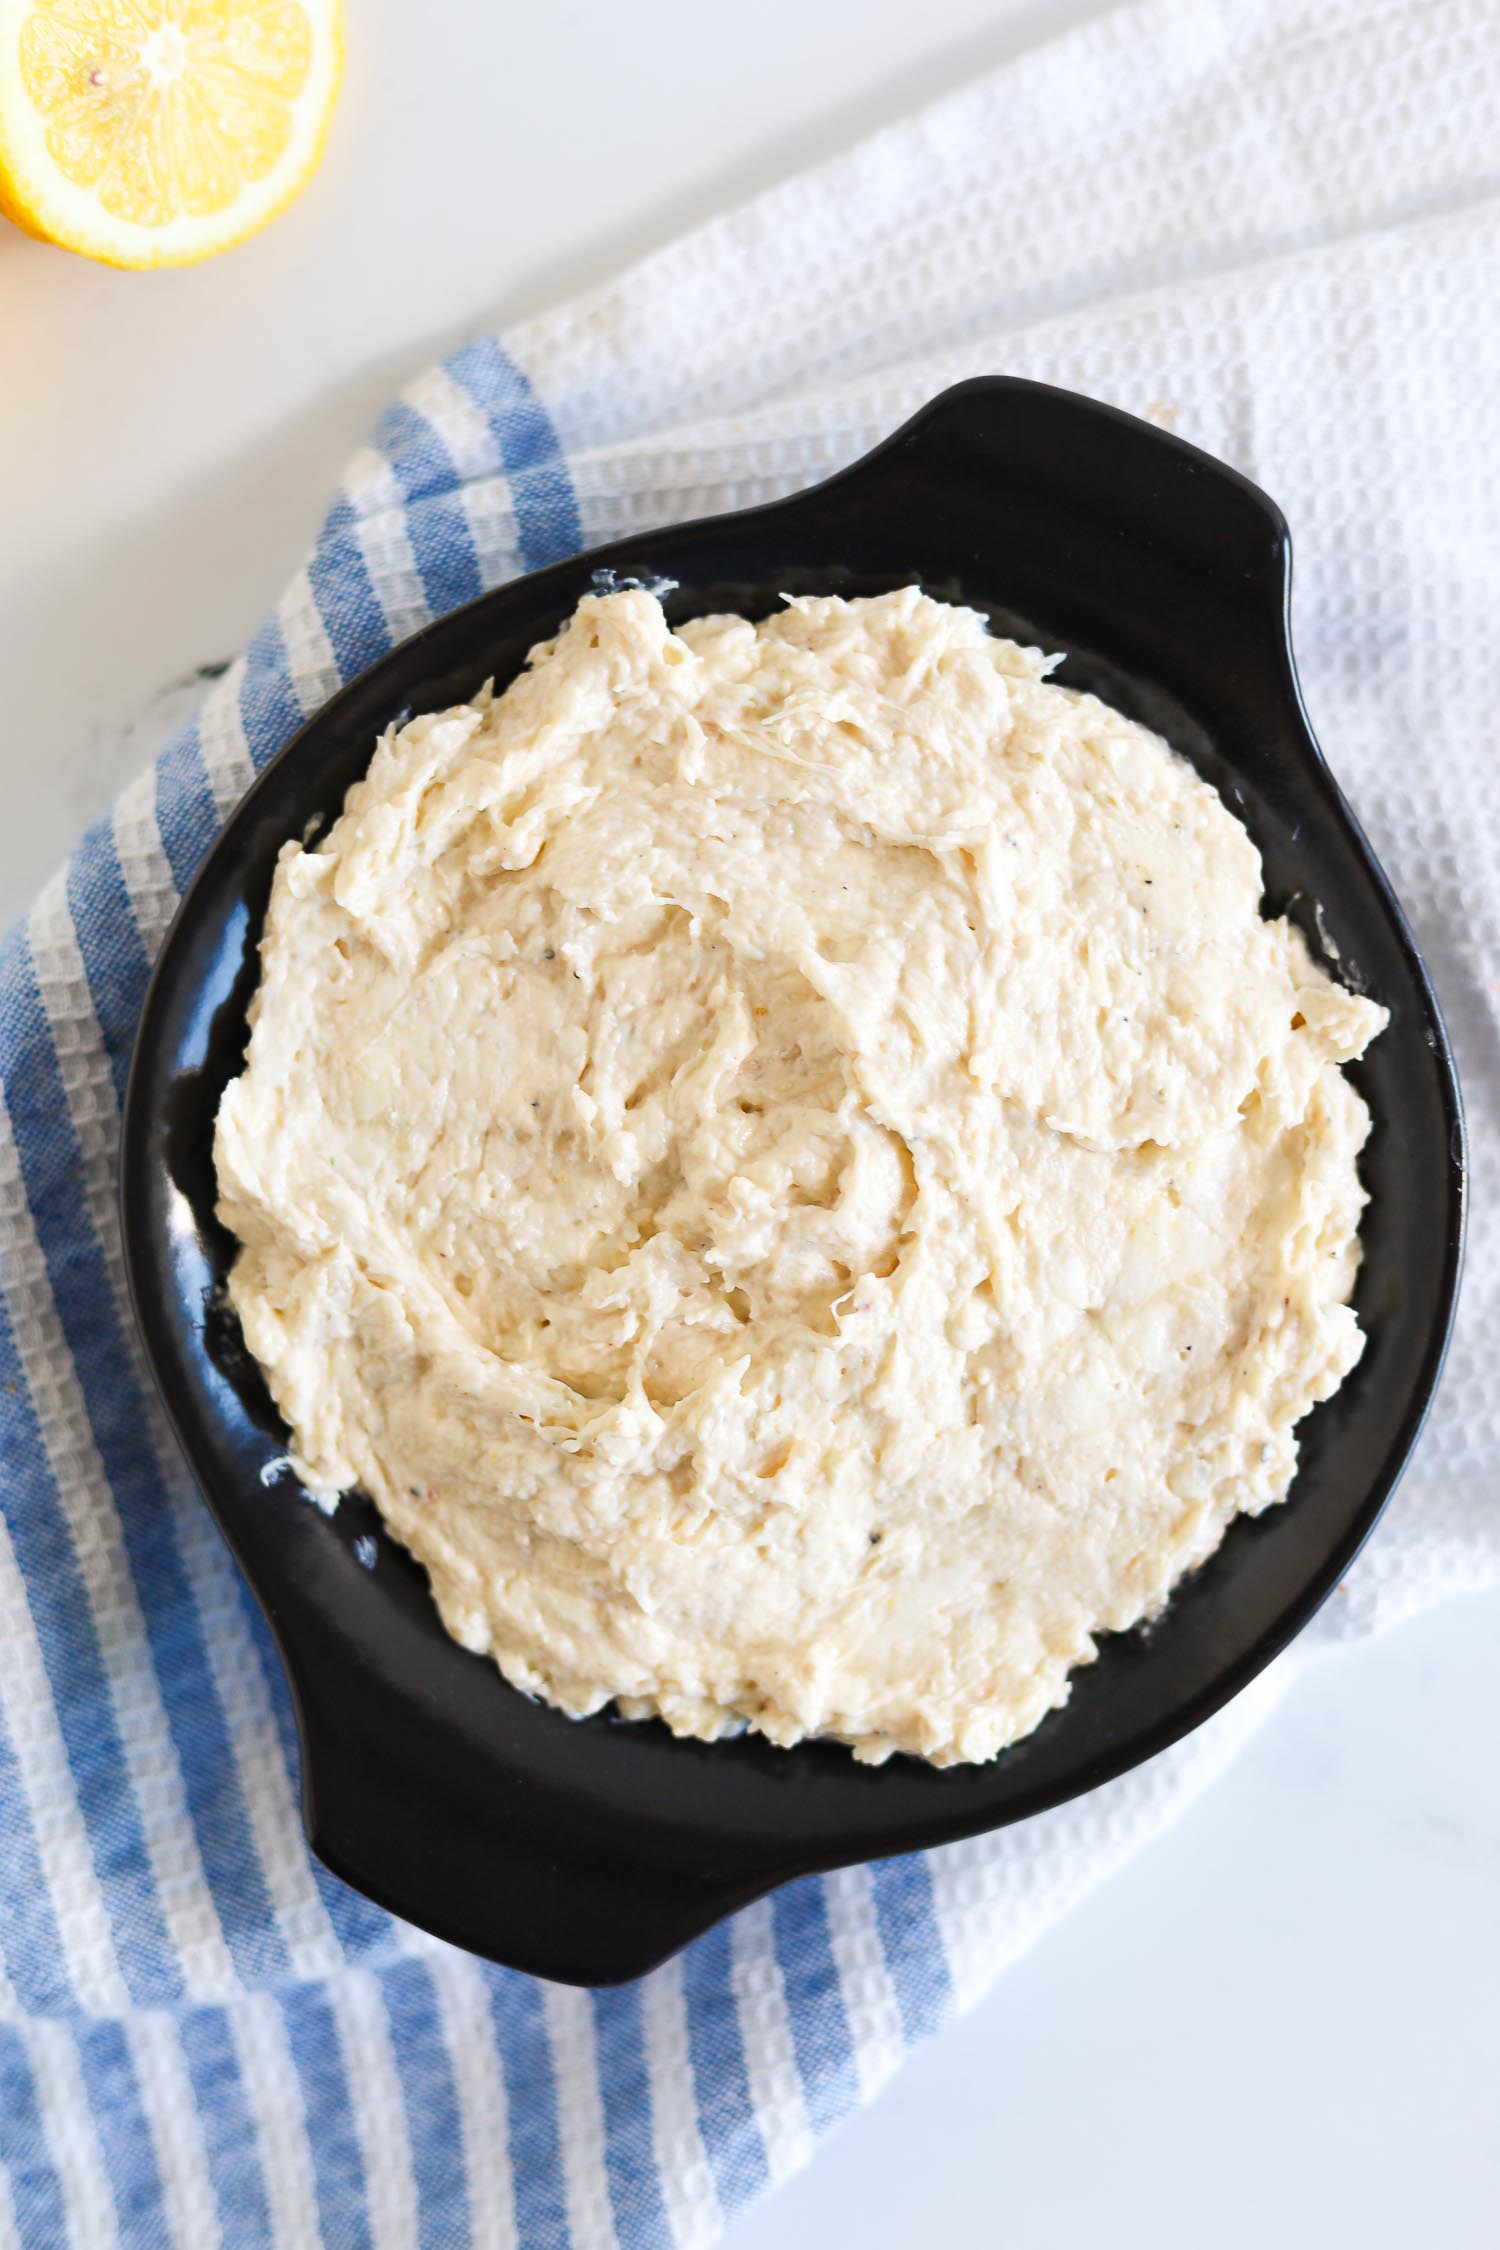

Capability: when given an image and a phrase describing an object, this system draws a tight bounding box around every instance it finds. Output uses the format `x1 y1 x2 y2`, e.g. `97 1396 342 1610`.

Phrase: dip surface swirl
215 587 1386 1764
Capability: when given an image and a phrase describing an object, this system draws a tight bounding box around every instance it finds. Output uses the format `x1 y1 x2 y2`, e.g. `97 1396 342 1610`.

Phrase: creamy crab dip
215 587 1386 1765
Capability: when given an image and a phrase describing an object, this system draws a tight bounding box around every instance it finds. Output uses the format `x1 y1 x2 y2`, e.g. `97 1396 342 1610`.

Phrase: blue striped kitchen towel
3 0 1498 2241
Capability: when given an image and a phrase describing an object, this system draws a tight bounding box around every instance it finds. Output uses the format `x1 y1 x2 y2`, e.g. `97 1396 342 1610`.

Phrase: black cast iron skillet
121 378 1465 1986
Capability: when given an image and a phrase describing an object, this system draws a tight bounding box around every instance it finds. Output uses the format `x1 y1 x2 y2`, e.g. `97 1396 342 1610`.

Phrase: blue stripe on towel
153 717 222 902
0 1688 75 2020
76 2018 168 2242
280 1981 375 2250
178 2004 276 2247
681 1919 771 2214
444 340 583 568
239 616 308 776
63 823 154 1109
402 484 487 622
0 2030 69 2250
490 1974 571 2250
772 1880 860 2134
592 1982 674 2245
380 1957 471 2250
308 501 396 682
870 1855 955 2045
369 403 486 620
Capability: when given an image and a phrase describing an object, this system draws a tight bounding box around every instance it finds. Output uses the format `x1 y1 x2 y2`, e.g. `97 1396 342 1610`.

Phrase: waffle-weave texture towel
2 0 1498 2240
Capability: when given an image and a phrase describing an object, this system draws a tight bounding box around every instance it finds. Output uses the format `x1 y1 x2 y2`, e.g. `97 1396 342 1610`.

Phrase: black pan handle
294 1667 760 1986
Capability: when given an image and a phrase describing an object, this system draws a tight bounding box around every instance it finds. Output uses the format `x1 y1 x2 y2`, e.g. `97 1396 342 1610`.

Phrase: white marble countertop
3 2 1495 2242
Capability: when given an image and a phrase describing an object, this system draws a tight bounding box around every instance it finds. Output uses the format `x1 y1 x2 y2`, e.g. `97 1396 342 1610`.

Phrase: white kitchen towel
1 0 1497 2242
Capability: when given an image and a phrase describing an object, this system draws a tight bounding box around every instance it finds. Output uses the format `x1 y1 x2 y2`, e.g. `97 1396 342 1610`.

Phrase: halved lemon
0 0 343 268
